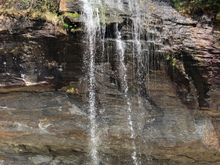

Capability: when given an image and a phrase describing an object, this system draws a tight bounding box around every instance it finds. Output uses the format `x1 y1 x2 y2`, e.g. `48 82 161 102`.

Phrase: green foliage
65 84 79 94
171 0 185 11
63 12 80 19
20 0 30 8
0 0 58 13
216 12 220 21
0 0 83 32
165 54 177 67
63 23 70 29
63 22 81 33
62 12 82 32
33 0 58 13
171 0 220 21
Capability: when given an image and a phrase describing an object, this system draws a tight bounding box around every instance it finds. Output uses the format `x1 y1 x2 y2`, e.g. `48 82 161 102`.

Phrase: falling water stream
131 2 144 163
82 0 101 164
82 0 143 164
132 0 142 78
116 23 139 165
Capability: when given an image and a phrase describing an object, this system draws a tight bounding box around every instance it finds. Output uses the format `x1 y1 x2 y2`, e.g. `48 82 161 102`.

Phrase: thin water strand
81 0 100 164
116 24 139 165
128 1 144 163
132 0 144 94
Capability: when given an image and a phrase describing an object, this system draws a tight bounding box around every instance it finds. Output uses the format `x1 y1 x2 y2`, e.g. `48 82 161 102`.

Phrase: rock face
0 0 220 164
157 5 220 110
0 11 85 90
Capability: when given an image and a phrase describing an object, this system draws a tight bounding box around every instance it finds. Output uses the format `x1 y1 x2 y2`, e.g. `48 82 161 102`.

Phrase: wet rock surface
0 0 220 164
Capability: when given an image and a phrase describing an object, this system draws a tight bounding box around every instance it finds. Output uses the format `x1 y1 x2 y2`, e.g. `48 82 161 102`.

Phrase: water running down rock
0 0 220 164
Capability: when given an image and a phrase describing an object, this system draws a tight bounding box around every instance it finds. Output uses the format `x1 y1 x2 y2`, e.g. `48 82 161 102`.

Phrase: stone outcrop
0 10 85 91
156 3 220 110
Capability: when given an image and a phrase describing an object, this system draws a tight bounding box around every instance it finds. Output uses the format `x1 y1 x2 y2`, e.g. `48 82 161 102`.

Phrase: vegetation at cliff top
0 0 66 29
171 0 220 22
0 0 82 33
0 0 59 13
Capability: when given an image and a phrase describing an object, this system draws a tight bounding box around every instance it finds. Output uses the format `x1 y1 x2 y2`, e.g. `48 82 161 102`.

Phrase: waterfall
81 0 143 164
132 2 144 163
131 2 145 163
130 0 145 96
81 0 101 164
116 24 139 165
